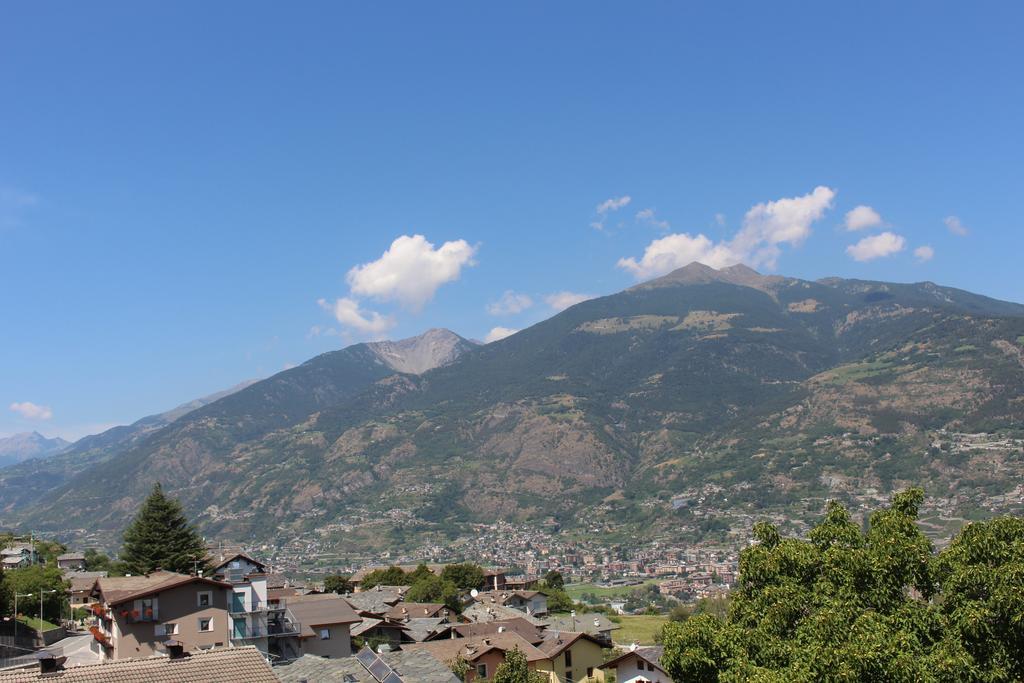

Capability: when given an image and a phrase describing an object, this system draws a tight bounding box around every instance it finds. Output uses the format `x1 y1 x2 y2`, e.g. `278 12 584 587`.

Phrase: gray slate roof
274 651 459 683
543 612 620 636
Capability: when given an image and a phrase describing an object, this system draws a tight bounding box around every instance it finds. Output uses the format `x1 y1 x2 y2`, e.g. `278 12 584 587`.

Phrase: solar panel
382 672 404 683
356 646 378 668
368 658 393 681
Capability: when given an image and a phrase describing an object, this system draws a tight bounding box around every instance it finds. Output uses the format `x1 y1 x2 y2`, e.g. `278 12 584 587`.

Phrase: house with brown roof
273 593 362 660
405 632 556 683
89 570 233 660
452 617 547 643
536 631 607 682
205 547 268 582
599 645 668 683
0 644 276 683
56 552 86 571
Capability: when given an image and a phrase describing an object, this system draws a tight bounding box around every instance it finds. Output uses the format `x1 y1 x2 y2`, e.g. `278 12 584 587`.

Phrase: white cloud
485 326 519 343
844 205 883 231
714 213 726 227
346 234 477 311
618 233 739 279
914 245 935 262
597 196 631 214
617 186 836 279
592 195 632 230
846 231 906 262
317 297 395 336
945 215 969 236
636 208 670 231
486 291 534 316
545 291 594 311
9 401 53 420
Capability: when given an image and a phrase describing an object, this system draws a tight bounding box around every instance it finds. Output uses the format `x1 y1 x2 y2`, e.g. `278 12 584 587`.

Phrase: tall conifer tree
120 483 208 575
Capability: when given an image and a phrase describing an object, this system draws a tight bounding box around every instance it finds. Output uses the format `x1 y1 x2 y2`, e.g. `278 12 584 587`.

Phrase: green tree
3 565 68 624
361 565 410 589
492 646 547 683
324 574 354 594
441 562 485 591
660 489 995 682
407 563 436 584
543 569 564 591
119 483 208 575
935 516 1024 681
405 574 461 613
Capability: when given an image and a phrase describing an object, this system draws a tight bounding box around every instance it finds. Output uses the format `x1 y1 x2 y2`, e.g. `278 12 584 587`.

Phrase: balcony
229 598 289 615
267 617 301 637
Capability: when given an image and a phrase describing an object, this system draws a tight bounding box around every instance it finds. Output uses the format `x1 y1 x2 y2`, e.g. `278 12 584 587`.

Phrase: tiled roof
285 594 362 637
452 617 545 643
543 612 621 636
343 587 405 614
404 632 552 664
0 646 276 682
57 553 86 561
536 631 605 657
96 570 230 605
384 602 447 620
600 645 666 670
461 602 547 626
275 650 459 683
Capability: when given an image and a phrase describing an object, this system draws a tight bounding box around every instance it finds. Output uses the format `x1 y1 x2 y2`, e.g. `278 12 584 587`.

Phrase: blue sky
2 2 1022 440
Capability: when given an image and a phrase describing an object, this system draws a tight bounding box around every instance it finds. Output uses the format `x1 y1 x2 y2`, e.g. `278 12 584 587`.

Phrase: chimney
163 639 187 660
36 652 65 674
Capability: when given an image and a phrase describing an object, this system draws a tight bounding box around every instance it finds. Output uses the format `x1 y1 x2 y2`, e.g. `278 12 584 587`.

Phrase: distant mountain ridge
0 432 70 468
10 265 1024 553
0 379 258 514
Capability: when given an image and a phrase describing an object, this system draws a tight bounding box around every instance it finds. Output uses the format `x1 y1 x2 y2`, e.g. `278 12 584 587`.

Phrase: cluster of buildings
1 546 672 683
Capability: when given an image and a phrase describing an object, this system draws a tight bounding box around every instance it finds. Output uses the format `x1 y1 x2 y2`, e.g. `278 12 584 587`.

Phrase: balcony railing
229 598 288 615
267 617 301 637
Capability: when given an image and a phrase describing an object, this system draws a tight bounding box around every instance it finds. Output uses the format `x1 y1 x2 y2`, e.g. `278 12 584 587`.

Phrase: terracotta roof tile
0 646 275 683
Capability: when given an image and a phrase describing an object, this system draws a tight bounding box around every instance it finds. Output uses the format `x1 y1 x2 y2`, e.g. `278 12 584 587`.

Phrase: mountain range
0 432 70 468
4 263 1024 553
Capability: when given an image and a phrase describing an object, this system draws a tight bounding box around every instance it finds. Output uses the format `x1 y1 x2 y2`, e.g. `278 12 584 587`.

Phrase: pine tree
120 483 208 575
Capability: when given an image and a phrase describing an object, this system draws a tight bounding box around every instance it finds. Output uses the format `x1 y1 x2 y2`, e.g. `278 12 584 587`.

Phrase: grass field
565 580 659 601
612 615 669 645
17 616 60 632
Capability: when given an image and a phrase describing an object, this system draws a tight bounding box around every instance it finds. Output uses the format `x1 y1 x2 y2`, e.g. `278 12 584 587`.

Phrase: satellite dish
470 589 479 598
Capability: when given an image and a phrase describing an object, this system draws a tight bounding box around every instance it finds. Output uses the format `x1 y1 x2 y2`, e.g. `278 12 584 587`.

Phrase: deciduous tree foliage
491 646 548 683
661 489 1024 682
405 574 461 613
119 483 208 576
323 574 354 594
441 563 485 591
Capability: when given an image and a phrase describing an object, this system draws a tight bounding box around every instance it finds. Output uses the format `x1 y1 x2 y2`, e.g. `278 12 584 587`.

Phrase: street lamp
39 590 57 632
14 593 33 642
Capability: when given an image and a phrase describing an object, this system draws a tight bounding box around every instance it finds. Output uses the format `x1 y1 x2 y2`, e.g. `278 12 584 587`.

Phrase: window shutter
154 624 165 637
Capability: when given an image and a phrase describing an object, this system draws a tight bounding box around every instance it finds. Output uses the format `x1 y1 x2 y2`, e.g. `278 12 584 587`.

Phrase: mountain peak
366 328 477 375
634 261 785 293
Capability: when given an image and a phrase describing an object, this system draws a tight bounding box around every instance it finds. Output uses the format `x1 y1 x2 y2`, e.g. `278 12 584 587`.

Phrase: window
197 591 213 608
565 671 573 681
587 667 594 678
319 628 331 640
198 617 213 632
647 661 655 671
476 664 487 679
565 649 573 667
156 623 178 637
